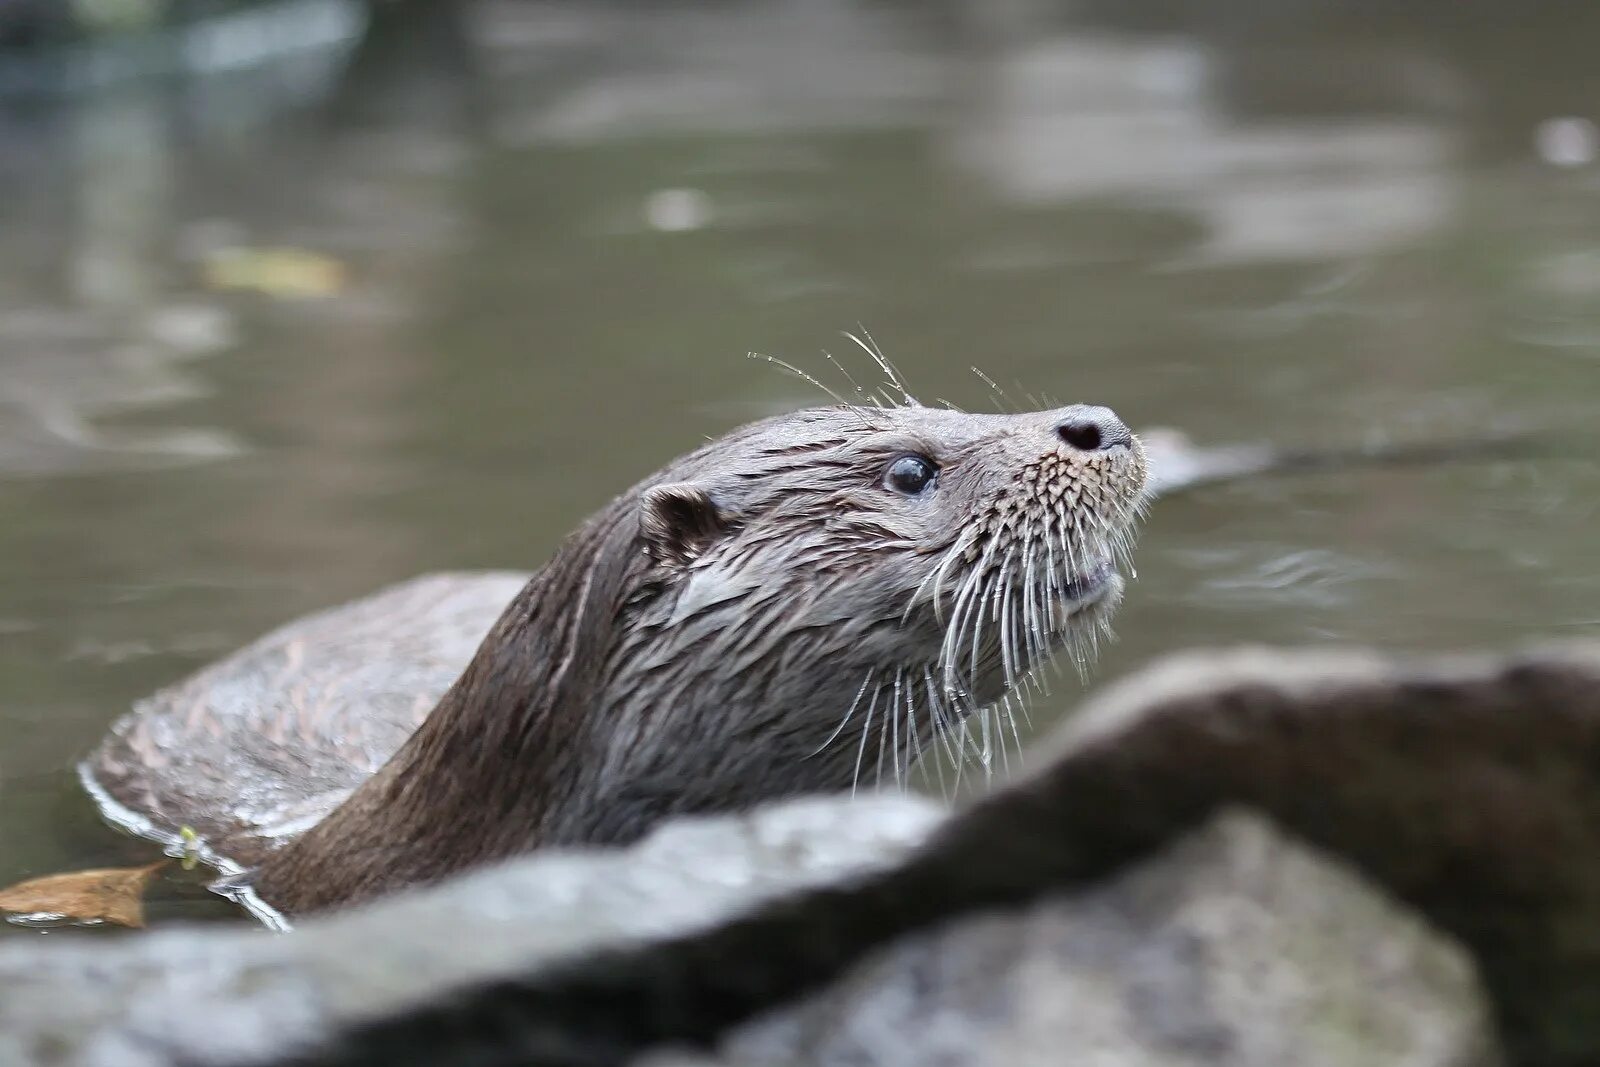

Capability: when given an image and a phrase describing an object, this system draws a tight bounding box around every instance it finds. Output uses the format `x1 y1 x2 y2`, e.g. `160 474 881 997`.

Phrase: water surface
2 0 1597 931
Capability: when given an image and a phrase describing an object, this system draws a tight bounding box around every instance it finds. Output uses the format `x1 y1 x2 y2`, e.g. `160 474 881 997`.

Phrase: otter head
591 402 1148 813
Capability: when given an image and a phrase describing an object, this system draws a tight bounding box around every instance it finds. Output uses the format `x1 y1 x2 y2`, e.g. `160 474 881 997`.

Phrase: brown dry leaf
0 861 166 929
202 247 348 298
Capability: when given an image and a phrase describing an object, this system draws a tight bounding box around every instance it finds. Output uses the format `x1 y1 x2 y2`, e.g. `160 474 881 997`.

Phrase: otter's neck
250 509 647 916
246 521 945 918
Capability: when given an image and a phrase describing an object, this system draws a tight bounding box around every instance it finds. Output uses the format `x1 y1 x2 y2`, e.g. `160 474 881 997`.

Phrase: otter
81 398 1147 920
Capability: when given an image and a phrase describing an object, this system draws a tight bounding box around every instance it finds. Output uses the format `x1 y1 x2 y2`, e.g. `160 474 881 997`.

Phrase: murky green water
2 1 1598 932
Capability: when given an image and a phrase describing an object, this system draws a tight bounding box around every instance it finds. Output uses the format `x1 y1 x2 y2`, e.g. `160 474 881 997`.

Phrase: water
2 0 1598 933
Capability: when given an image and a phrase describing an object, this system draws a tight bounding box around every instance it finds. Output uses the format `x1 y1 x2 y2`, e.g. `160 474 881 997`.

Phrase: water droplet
645 188 713 233
1535 117 1598 167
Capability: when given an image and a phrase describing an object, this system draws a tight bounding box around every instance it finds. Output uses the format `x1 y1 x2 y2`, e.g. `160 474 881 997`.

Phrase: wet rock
677 811 1494 1067
0 804 1486 1067
994 642 1600 1066
0 795 945 1067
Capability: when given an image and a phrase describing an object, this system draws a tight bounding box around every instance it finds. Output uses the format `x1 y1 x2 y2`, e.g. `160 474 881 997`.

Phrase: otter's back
82 572 531 872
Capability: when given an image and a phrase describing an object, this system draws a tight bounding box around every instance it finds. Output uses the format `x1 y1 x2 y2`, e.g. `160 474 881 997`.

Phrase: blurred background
1 0 1597 925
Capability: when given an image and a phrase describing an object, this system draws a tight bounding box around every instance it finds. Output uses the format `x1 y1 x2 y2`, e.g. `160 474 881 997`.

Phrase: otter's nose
1055 406 1133 452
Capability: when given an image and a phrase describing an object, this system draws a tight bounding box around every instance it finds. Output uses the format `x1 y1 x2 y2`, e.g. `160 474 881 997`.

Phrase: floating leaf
0 861 166 929
202 247 348 299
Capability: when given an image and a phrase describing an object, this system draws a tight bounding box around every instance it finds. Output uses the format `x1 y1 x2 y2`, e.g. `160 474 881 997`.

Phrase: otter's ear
640 483 730 568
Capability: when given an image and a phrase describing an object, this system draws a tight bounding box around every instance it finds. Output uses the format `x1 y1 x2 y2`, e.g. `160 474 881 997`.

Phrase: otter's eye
883 454 938 496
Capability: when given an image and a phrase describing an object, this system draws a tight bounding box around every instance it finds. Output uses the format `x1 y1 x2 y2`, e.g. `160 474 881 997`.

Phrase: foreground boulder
672 812 1493 1067
12 641 1600 1065
0 795 944 1066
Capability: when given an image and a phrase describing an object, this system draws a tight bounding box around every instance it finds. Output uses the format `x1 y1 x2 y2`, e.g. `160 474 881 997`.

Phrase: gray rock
671 813 1494 1067
0 795 945 1067
0 803 1490 1067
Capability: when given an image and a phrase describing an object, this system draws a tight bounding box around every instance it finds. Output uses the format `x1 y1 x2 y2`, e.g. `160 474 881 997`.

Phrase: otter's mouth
1058 560 1115 607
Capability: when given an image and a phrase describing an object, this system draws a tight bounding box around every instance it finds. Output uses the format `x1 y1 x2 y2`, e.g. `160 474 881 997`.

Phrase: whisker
970 366 1016 413
922 667 959 792
851 683 883 797
845 327 919 408
889 668 904 791
977 704 995 777
747 351 887 434
1003 694 1026 768
966 570 993 693
901 678 925 795
939 560 985 694
820 347 873 404
875 679 890 790
994 696 1013 777
951 536 1003 692
998 551 1024 687
747 351 855 411
808 669 875 758
904 531 971 627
